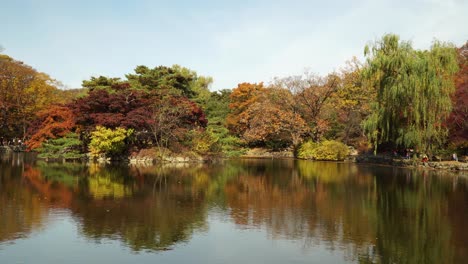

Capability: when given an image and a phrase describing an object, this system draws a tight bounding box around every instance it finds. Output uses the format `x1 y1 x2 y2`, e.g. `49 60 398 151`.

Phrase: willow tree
362 34 458 154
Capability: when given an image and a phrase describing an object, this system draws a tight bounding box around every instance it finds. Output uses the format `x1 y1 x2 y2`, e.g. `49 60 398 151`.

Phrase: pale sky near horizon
1 0 467 90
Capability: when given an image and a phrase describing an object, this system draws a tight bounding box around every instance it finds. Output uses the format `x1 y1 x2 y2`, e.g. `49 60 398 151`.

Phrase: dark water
0 153 467 264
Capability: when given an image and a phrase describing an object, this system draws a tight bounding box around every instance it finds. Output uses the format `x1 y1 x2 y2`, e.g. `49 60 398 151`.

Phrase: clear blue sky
1 0 467 90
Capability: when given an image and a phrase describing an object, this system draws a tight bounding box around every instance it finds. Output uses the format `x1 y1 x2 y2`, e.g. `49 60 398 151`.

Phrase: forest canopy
0 34 466 160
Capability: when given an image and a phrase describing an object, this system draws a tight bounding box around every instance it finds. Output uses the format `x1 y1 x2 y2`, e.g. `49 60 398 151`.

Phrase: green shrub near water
297 140 349 161
37 133 84 159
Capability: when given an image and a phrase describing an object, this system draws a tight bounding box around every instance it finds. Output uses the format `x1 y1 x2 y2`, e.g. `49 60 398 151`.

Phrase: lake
1 153 467 264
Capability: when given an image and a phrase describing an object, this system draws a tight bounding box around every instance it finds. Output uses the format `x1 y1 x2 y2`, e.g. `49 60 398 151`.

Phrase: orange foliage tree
0 54 60 139
226 82 266 136
26 105 76 150
242 88 309 148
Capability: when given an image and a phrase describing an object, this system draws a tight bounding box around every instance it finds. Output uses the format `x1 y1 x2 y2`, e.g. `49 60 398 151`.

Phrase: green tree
82 76 123 91
204 90 245 156
126 65 212 99
362 34 458 153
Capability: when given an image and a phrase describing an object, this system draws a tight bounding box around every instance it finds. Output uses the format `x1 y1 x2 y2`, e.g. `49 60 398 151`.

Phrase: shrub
297 141 318 159
297 140 349 161
187 129 217 155
89 126 133 158
37 133 84 160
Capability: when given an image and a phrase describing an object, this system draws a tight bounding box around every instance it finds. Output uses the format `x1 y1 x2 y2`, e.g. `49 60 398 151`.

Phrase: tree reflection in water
0 154 46 244
0 155 466 263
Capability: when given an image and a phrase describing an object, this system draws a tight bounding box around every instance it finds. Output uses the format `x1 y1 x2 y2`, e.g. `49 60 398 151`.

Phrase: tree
328 58 374 148
241 88 309 148
82 76 123 90
276 72 340 141
203 89 245 156
70 85 152 132
362 34 458 153
26 105 76 150
226 82 265 136
0 54 60 139
447 42 468 152
126 65 212 99
148 95 207 151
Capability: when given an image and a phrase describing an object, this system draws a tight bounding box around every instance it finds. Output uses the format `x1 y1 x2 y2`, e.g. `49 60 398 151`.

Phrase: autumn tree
148 95 207 151
241 88 309 148
362 34 458 153
73 67 210 154
276 72 339 141
70 83 152 132
226 82 265 136
447 42 468 152
327 58 375 148
26 105 76 150
0 54 60 139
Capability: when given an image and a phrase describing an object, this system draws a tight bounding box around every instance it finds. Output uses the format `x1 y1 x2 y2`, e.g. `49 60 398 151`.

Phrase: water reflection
0 155 467 263
0 153 45 244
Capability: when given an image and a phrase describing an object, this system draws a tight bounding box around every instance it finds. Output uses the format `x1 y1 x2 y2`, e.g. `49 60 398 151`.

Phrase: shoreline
2 147 467 173
355 154 468 172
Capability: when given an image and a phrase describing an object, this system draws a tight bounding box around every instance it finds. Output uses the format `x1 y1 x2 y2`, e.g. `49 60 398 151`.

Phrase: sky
1 0 467 90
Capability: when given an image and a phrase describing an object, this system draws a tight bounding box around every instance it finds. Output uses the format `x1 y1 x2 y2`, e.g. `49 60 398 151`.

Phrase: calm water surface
0 153 467 264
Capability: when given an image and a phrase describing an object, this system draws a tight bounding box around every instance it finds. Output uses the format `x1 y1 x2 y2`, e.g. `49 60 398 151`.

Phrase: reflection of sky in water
0 211 350 264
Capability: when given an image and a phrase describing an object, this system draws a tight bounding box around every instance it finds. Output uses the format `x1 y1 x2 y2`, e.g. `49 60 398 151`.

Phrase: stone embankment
240 148 294 158
128 155 205 165
356 154 468 172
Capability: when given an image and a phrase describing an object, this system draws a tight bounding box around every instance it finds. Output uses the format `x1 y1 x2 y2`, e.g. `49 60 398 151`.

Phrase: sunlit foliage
89 126 133 158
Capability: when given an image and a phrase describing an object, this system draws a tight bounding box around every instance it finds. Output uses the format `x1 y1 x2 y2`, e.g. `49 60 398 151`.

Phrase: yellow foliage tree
89 126 133 158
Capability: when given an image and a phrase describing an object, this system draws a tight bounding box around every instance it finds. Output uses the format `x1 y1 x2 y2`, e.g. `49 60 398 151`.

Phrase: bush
89 126 133 158
297 141 318 159
297 140 349 161
188 129 217 155
37 133 84 160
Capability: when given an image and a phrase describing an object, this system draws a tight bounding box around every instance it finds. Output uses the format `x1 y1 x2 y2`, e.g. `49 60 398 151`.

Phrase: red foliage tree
447 42 468 151
70 84 152 131
147 95 207 149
